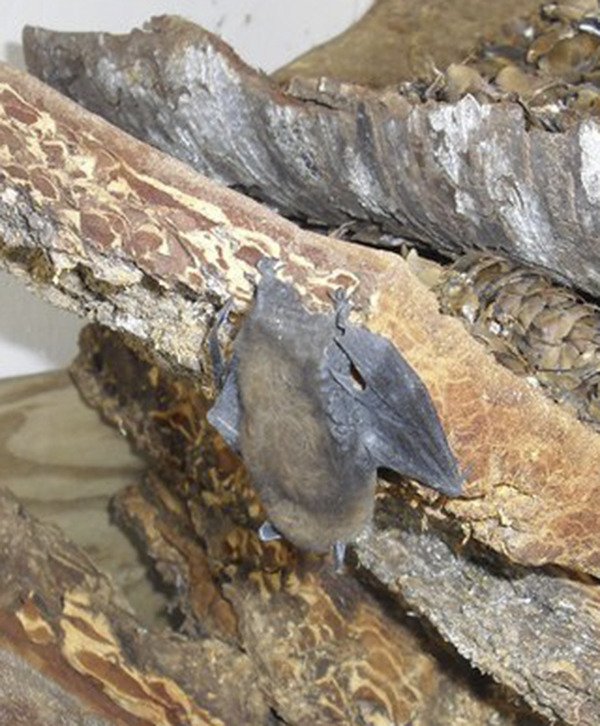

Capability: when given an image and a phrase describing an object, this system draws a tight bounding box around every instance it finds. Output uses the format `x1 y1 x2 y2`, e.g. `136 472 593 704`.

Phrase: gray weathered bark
23 17 600 297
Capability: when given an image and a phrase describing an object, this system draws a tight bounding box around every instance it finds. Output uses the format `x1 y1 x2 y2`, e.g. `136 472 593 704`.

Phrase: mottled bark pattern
0 63 600 581
0 487 271 725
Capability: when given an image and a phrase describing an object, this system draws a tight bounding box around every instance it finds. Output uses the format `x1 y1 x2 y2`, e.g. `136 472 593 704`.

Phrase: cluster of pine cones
435 0 600 130
437 252 600 428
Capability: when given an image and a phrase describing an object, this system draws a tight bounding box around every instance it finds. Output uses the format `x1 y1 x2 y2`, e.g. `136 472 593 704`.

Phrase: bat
207 260 464 569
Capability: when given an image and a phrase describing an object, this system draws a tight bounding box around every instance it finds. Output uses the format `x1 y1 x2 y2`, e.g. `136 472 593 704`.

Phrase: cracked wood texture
1 62 600 580
71 323 600 725
22 15 600 297
71 324 546 726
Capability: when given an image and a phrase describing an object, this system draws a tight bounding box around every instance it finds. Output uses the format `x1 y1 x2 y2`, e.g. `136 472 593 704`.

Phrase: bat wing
333 326 464 497
206 354 242 454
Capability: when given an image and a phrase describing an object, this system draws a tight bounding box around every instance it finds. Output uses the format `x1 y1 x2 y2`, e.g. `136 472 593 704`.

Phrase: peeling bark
22 17 600 297
0 487 271 725
357 504 600 726
1 63 600 581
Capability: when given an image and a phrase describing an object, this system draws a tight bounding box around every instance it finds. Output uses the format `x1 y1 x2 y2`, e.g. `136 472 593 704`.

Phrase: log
71 323 546 726
1 62 600 582
0 369 477 726
0 485 272 724
71 322 599 725
22 15 600 297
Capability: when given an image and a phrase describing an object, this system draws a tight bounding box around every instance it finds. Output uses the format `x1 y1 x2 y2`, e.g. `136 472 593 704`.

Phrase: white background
1 0 371 378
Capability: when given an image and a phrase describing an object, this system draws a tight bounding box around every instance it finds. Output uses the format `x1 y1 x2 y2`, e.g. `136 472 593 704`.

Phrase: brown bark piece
23 17 600 297
71 322 595 725
357 499 600 726
0 486 271 725
0 62 600 580
117 475 519 726
273 0 541 87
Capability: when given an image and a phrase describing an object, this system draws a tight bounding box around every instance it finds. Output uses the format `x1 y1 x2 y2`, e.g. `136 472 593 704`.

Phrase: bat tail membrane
333 326 465 497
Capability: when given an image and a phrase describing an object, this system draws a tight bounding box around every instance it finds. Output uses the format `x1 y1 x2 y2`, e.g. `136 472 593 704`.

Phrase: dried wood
72 322 600 725
22 16 600 297
1 62 600 583
273 0 542 86
0 485 271 724
72 323 545 726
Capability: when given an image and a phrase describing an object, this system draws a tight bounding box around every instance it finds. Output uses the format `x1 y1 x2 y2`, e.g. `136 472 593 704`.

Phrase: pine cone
437 252 600 429
438 0 600 129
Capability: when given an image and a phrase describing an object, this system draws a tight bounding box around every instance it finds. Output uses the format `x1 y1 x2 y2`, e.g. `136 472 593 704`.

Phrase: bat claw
258 520 282 542
256 256 282 278
331 288 351 330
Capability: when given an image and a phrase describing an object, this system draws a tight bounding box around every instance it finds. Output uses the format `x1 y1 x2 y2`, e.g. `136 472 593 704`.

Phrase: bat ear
333 326 465 497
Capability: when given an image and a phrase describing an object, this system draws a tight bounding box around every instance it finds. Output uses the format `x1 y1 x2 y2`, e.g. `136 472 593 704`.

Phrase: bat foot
258 520 282 542
332 541 347 572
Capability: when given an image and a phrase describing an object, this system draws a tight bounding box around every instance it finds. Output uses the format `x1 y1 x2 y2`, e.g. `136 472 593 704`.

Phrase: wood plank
0 370 164 626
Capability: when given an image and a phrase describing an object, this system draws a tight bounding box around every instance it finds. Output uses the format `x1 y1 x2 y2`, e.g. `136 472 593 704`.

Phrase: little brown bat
207 260 464 568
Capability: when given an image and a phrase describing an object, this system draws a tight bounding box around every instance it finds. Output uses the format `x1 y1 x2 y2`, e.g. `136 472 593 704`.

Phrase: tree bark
22 16 600 297
0 62 600 581
0 485 272 724
71 322 599 725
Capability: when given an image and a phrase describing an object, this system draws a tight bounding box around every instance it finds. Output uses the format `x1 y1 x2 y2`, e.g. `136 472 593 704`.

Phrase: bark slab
22 16 600 297
71 322 599 725
0 62 600 581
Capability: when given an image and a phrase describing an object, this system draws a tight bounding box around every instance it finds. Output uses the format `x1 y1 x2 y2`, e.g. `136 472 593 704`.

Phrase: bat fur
207 261 464 564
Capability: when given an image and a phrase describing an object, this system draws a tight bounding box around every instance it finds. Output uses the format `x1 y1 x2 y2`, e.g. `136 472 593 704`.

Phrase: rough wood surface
22 16 600 297
0 370 518 726
0 483 272 725
357 503 600 726
72 322 600 725
1 62 600 583
71 326 545 726
273 0 542 86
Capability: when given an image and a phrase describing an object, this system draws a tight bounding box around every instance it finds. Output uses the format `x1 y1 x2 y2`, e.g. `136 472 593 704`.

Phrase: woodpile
0 1 598 723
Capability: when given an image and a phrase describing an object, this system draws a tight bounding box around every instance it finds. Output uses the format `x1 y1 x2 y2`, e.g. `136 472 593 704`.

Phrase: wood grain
0 371 164 626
